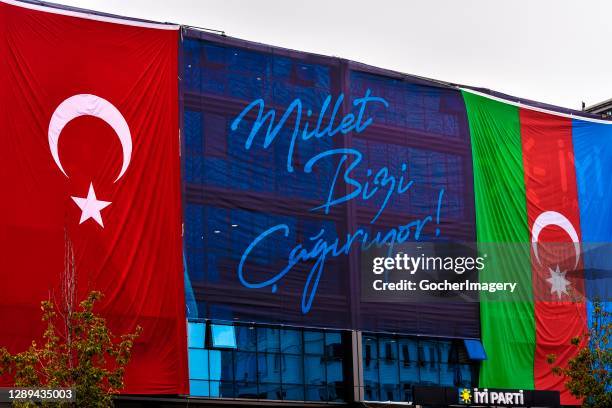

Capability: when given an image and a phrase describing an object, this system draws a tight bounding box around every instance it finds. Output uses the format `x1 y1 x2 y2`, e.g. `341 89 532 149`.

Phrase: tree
547 298 611 408
0 291 142 407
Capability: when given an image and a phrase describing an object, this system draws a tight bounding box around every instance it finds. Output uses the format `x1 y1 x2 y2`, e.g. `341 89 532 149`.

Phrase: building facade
5 2 607 407
585 98 612 118
179 28 485 406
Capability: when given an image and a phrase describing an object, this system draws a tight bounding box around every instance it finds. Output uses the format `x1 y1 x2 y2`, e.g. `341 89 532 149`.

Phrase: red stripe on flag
519 109 587 405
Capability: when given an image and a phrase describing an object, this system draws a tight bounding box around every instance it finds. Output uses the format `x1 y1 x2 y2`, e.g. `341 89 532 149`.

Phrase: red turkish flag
0 1 188 394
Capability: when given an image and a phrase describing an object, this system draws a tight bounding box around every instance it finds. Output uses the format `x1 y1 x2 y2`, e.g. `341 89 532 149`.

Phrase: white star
546 265 571 299
71 183 111 228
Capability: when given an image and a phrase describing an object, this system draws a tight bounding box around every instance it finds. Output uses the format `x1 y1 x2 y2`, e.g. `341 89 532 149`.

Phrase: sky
54 0 612 110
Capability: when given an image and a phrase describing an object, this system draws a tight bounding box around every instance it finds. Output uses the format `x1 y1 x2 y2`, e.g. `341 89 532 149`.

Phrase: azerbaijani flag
463 90 612 405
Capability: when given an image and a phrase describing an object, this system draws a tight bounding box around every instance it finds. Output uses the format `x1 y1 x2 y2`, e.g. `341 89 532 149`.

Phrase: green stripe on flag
462 91 535 390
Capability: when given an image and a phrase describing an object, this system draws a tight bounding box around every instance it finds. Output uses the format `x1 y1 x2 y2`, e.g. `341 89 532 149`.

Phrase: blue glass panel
235 382 258 399
219 350 234 382
464 339 487 360
258 353 281 383
439 340 452 363
257 327 280 352
419 362 439 385
328 383 345 402
363 358 379 384
325 332 343 360
209 380 221 397
211 324 237 349
306 386 327 402
234 352 257 383
208 350 222 381
325 332 341 346
363 336 378 360
281 328 302 354
379 360 399 386
399 361 418 383
188 322 205 348
304 355 325 385
218 381 235 398
459 364 473 387
235 325 257 351
379 337 398 361
282 354 303 384
283 383 304 401
259 383 282 400
304 331 324 355
326 359 342 383
189 380 210 397
419 340 439 363
188 348 209 380
399 338 417 362
440 363 456 386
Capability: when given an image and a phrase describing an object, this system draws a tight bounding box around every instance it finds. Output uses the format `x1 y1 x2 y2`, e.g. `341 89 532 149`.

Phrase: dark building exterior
178 28 482 406
585 98 612 118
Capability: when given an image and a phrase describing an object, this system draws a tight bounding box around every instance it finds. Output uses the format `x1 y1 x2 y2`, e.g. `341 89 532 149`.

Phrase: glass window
399 338 417 364
440 363 456 386
234 352 257 383
218 381 235 398
361 333 477 402
211 324 237 349
306 385 327 402
258 353 281 383
439 340 452 363
282 354 303 384
304 355 325 385
258 383 282 400
257 327 280 352
235 325 256 351
209 380 221 398
419 365 439 384
218 350 234 382
190 379 210 397
304 330 324 355
399 362 418 384
188 322 205 348
326 359 343 383
235 381 258 399
379 337 398 361
458 364 473 387
379 360 399 387
188 323 346 402
328 382 345 402
284 383 304 401
189 348 209 380
281 328 302 354
464 339 487 361
363 336 378 364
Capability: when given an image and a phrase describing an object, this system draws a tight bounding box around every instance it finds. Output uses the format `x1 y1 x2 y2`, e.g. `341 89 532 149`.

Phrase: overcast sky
55 0 611 110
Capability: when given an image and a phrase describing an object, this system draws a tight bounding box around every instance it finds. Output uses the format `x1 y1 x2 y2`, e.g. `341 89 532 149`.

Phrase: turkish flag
0 1 187 394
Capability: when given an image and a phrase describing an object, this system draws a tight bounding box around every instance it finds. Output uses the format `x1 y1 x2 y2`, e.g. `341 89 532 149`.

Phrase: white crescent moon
531 211 580 269
48 94 131 182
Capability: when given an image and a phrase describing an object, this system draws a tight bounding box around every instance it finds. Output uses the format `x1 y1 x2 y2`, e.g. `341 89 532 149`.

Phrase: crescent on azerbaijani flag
531 210 581 269
48 94 132 182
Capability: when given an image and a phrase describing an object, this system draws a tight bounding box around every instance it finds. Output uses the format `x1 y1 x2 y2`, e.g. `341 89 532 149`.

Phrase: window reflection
188 322 345 402
361 333 476 402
